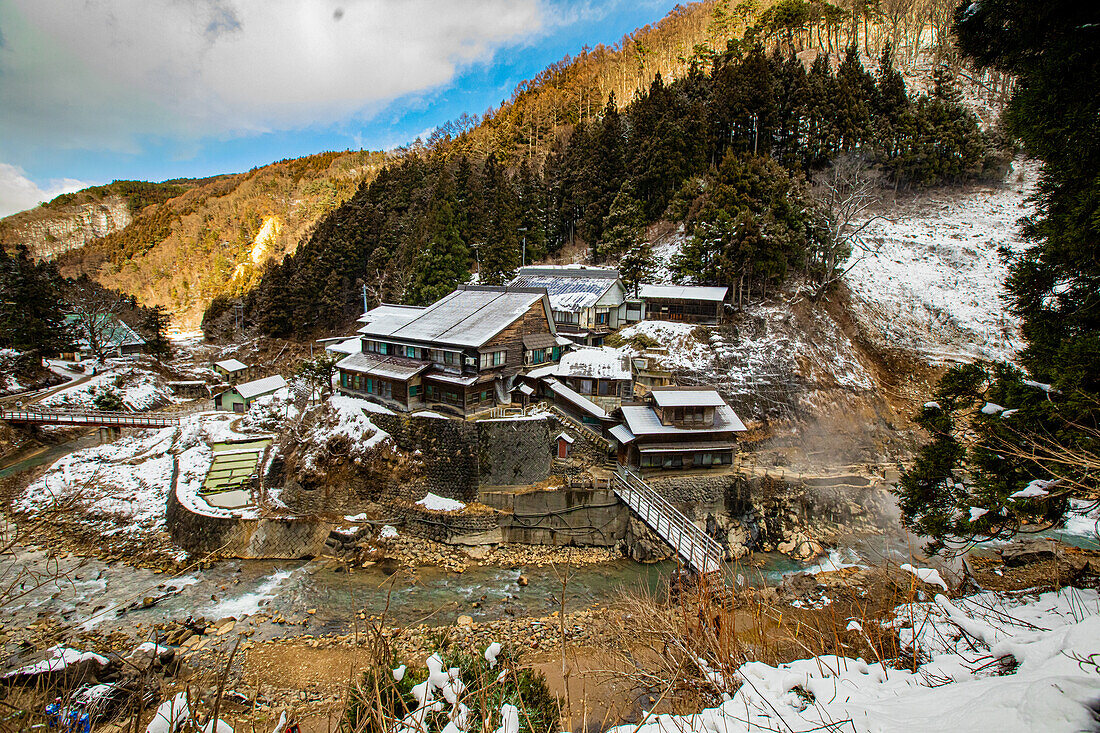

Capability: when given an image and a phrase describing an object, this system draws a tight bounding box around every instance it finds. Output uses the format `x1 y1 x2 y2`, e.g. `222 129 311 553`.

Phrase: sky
0 0 683 218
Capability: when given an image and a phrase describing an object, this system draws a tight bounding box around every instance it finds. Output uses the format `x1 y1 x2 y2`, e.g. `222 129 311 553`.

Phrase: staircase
611 466 724 578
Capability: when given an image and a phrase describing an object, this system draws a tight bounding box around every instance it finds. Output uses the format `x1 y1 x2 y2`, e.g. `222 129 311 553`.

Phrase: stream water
1 434 1095 645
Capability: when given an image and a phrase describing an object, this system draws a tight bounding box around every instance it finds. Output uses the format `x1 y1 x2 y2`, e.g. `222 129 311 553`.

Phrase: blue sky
0 0 682 216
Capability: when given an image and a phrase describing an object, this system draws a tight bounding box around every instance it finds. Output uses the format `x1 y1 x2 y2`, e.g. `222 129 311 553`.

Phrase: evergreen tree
598 181 647 261
479 155 521 285
407 173 472 304
0 244 71 356
895 0 1100 550
142 305 172 360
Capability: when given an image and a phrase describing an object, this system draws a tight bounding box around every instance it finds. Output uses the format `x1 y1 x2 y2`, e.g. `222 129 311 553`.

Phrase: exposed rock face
0 196 131 259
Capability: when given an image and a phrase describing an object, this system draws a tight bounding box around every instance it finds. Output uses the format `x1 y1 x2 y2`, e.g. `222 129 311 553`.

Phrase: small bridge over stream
611 465 724 579
0 408 181 429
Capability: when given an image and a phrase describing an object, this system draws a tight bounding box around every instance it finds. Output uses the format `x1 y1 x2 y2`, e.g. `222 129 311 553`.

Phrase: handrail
0 408 181 428
611 465 724 577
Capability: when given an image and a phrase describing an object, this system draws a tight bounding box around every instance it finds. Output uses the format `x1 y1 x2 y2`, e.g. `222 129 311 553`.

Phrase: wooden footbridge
611 465 725 578
0 408 180 429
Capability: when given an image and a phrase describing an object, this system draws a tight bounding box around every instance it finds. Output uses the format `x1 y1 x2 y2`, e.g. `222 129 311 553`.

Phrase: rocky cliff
0 195 131 260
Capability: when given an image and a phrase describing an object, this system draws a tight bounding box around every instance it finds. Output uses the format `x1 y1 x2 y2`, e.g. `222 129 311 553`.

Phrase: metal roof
609 424 636 444
619 404 747 436
509 272 620 313
547 379 609 419
638 285 728 302
357 303 427 324
357 286 549 348
234 374 287 400
515 265 620 279
522 333 558 350
423 371 479 387
651 389 727 408
555 347 632 381
336 352 430 380
214 358 248 372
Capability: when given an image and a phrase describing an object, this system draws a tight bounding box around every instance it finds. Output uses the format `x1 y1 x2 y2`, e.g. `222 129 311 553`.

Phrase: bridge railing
0 408 180 428
611 465 724 576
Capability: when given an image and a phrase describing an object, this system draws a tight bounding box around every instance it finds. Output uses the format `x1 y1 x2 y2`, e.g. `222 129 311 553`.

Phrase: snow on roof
357 303 427 327
525 364 558 380
234 374 287 400
556 431 575 444
547 379 608 419
214 358 248 372
609 424 636 444
555 346 632 381
358 287 548 348
510 270 621 313
620 403 746 436
651 389 727 408
638 285 728 302
325 336 362 355
518 383 535 396
336 352 430 380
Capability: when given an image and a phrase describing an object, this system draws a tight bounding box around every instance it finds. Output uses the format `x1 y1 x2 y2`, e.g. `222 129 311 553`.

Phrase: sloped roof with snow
651 389 727 408
214 358 248 372
357 286 550 348
639 285 728 302
546 379 609 419
234 374 287 400
554 346 632 381
510 268 623 313
336 352 430 380
620 403 746 436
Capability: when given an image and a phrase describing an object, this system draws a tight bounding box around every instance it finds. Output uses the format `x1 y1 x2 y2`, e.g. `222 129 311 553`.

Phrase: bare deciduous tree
810 153 886 301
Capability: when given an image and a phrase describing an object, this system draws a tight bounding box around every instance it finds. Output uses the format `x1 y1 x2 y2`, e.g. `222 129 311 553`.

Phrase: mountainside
52 151 386 328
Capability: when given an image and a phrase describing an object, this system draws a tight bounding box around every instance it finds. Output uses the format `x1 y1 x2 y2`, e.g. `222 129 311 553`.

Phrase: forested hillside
57 151 385 327
236 35 1007 337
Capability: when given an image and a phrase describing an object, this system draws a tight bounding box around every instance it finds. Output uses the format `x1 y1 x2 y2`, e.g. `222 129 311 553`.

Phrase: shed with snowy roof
213 358 250 384
214 374 287 413
638 285 728 324
509 265 632 345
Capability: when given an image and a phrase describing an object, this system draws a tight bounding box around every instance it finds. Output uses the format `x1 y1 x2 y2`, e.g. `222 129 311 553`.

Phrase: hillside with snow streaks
845 159 1038 363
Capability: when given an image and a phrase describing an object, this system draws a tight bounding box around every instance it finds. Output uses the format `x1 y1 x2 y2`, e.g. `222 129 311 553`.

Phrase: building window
406 346 417 359
596 311 609 325
409 384 419 396
553 310 579 325
479 350 505 369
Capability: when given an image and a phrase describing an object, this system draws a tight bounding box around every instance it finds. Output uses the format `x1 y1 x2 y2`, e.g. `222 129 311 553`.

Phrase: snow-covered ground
38 361 183 411
612 586 1100 733
845 159 1038 363
18 411 260 539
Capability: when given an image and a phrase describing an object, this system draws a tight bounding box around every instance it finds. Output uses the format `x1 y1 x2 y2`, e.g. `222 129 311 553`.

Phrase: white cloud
0 163 93 218
0 0 544 154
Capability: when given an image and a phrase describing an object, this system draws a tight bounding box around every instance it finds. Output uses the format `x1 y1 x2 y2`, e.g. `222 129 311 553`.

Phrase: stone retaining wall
374 413 480 502
383 500 503 544
477 417 553 486
166 488 331 558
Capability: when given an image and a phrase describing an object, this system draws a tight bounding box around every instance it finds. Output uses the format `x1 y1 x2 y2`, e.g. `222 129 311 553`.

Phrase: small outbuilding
638 285 728 324
214 374 287 413
213 358 250 384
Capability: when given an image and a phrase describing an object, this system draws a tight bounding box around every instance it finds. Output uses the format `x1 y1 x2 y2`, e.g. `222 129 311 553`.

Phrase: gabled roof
638 285 728 302
357 303 427 327
336 352 430 380
510 267 623 313
546 379 609 420
65 313 146 350
214 358 248 372
650 389 727 408
234 374 287 400
619 403 747 436
357 286 550 348
554 346 632 381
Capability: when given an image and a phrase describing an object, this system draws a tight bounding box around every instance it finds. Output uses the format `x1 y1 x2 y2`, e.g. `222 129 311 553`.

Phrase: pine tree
142 305 172 360
479 155 521 285
895 0 1100 550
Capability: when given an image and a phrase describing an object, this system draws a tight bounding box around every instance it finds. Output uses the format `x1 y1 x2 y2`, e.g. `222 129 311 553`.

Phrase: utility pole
362 284 369 314
518 227 528 267
752 114 758 156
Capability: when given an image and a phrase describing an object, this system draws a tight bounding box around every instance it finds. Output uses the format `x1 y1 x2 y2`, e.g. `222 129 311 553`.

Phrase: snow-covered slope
845 159 1038 363
611 586 1100 733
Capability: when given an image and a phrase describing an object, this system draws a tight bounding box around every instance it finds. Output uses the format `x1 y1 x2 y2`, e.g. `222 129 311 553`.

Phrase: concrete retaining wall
166 488 331 559
483 486 629 547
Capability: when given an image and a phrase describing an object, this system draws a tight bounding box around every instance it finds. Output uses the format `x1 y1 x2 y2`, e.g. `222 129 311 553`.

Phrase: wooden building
337 286 569 417
611 387 746 470
213 358 250 384
638 285 728 324
214 374 287 413
509 265 634 345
